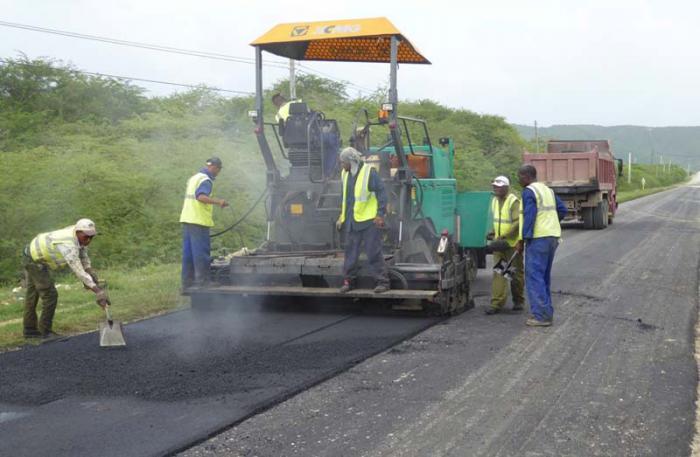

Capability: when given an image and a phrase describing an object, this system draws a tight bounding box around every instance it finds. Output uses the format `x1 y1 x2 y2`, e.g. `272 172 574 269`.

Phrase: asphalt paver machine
190 18 492 315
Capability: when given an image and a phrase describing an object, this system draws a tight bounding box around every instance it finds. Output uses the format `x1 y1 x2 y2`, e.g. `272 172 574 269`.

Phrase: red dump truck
523 140 623 229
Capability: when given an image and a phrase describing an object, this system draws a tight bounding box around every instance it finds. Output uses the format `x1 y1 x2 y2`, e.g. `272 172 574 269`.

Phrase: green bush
0 57 524 283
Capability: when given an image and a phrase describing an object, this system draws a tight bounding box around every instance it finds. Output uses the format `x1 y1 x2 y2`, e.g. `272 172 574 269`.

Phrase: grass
617 164 689 203
618 185 682 203
0 263 186 350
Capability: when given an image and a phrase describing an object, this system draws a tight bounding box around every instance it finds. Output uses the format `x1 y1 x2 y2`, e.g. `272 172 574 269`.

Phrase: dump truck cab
191 18 492 315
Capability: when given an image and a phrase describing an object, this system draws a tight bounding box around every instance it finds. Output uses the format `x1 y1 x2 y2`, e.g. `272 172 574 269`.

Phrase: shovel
99 305 126 347
493 251 519 281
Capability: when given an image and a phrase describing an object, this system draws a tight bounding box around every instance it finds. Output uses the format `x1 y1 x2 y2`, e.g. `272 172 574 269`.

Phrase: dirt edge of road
691 259 700 457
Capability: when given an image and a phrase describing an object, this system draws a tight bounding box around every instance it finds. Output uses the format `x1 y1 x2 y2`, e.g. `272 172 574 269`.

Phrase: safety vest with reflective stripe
29 226 78 270
491 193 520 247
519 182 561 239
339 164 378 224
179 172 214 227
275 99 302 123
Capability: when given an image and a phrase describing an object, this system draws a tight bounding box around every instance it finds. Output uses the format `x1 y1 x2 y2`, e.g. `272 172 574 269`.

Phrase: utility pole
289 59 296 99
647 128 658 176
628 152 632 184
535 120 540 153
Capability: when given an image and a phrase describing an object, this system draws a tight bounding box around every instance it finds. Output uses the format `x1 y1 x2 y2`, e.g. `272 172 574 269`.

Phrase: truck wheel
602 200 609 228
582 207 594 229
592 201 606 229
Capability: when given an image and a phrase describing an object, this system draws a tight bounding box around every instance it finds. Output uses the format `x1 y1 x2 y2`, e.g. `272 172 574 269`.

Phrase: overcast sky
1 0 698 126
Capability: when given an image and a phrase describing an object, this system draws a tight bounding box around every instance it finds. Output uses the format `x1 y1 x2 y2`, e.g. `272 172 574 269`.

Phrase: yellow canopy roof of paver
251 17 430 64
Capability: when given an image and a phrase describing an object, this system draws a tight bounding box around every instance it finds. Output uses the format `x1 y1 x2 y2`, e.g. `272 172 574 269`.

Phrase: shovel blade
99 320 126 347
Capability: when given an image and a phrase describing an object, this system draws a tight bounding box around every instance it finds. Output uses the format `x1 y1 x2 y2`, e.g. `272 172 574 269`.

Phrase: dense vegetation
0 57 526 283
516 124 699 171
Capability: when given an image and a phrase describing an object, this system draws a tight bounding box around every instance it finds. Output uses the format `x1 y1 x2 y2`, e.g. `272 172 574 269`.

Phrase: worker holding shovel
485 176 524 315
22 218 109 340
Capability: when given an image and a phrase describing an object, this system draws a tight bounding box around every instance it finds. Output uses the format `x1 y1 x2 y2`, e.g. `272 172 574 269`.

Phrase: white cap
491 176 510 187
75 218 97 236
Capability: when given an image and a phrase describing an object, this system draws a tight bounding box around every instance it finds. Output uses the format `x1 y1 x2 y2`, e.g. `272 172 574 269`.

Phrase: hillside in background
0 56 525 283
515 124 700 170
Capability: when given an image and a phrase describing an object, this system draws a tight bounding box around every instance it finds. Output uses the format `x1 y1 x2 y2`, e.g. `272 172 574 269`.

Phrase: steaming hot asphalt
0 302 441 457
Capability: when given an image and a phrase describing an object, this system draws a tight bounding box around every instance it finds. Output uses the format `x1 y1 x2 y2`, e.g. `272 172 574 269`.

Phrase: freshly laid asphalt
183 180 700 457
2 181 699 457
0 304 440 456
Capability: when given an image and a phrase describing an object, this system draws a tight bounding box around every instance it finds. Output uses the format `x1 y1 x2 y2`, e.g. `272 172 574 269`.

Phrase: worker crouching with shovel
485 176 524 315
22 218 110 340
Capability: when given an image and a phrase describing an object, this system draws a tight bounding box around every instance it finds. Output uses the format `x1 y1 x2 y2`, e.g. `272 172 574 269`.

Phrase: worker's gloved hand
373 216 385 228
335 219 343 231
218 199 229 208
95 288 111 307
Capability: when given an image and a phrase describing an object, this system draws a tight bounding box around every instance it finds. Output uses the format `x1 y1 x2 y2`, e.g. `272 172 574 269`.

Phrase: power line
82 71 253 95
0 20 289 69
296 62 377 94
0 58 254 95
0 20 381 95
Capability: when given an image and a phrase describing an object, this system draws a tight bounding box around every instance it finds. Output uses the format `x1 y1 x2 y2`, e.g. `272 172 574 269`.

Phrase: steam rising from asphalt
172 296 269 362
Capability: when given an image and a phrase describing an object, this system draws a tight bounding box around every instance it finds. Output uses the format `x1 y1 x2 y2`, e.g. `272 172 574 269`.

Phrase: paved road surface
2 181 698 457
0 305 440 456
184 181 700 457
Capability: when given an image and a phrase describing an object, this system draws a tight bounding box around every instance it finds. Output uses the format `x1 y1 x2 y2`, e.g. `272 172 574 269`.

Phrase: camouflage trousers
490 247 525 310
22 252 59 334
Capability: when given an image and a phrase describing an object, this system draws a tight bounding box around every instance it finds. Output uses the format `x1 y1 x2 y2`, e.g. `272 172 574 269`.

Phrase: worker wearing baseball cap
22 218 109 339
179 157 229 289
485 175 525 315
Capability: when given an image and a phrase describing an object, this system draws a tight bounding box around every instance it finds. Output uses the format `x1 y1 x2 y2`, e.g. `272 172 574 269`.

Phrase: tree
269 74 348 111
0 55 149 123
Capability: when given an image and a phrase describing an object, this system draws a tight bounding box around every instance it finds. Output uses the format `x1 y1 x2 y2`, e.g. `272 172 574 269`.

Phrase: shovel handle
104 305 113 324
504 251 519 269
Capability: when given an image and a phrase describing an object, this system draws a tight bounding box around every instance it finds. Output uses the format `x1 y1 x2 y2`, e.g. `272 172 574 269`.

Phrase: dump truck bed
524 140 617 192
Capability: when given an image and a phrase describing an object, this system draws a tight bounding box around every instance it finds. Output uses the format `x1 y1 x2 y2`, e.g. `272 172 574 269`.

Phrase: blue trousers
181 223 211 286
343 225 389 286
525 237 559 321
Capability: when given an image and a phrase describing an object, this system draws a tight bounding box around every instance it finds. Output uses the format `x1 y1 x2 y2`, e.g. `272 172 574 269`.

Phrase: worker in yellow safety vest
336 147 390 294
22 218 109 339
179 157 229 289
272 93 302 124
515 165 568 327
485 175 524 315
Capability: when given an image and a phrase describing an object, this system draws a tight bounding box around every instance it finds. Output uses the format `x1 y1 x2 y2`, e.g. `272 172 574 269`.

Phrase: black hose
413 176 426 220
211 188 268 238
